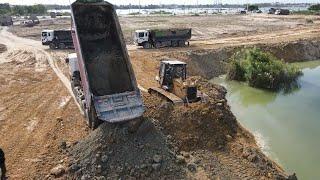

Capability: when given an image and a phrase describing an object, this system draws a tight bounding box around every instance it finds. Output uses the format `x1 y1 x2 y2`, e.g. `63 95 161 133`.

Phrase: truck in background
134 28 192 49
69 0 144 129
0 15 13 26
41 30 74 49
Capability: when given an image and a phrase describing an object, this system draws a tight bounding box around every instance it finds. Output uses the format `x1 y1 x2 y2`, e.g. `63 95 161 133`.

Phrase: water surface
213 60 320 180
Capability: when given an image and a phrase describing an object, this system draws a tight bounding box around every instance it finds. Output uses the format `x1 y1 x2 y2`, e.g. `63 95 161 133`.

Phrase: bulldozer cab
159 60 187 90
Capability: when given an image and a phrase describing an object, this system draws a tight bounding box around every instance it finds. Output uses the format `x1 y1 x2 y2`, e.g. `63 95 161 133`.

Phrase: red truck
68 0 144 129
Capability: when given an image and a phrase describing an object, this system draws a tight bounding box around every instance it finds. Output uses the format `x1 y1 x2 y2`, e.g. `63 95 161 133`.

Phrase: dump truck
0 15 13 26
275 9 290 15
134 28 192 49
68 0 144 129
29 15 40 24
148 59 208 105
41 30 74 49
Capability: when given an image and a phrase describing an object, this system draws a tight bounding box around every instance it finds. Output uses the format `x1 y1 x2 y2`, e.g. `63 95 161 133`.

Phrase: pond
213 60 320 179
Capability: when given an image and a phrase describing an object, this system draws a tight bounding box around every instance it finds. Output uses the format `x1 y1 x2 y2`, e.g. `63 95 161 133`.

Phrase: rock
181 151 190 158
101 155 108 163
153 155 162 163
60 141 67 150
81 175 90 180
175 155 186 164
187 163 197 173
288 173 298 180
95 176 106 180
50 164 65 177
56 117 63 121
248 154 258 163
152 163 161 171
226 134 232 141
68 164 80 173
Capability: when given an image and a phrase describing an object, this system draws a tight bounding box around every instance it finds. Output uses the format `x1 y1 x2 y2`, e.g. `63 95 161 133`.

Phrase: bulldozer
148 59 208 105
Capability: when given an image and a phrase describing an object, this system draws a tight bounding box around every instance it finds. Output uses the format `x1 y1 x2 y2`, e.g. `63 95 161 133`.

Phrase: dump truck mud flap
93 91 144 123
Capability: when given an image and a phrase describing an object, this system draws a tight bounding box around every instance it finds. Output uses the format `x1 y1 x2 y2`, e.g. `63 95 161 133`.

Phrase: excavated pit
72 2 134 96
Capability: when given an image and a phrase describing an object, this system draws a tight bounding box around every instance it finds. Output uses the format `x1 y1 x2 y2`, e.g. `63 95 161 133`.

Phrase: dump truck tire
59 43 66 49
155 42 161 48
143 42 152 49
172 40 178 47
88 104 102 130
49 43 55 50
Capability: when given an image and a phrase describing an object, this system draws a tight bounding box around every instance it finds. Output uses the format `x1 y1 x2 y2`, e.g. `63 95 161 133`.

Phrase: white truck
134 28 191 49
41 30 74 49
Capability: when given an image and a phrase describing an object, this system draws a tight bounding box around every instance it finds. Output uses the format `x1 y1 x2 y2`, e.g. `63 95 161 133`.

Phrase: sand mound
67 119 187 179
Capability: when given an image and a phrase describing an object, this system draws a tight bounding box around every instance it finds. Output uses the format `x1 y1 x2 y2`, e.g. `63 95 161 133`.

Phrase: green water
213 60 320 180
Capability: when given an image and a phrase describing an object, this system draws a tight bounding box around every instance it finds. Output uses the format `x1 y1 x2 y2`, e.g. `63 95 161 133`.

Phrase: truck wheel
87 103 102 130
49 43 55 49
143 42 152 49
172 40 178 47
59 43 66 49
155 42 161 48
178 40 185 47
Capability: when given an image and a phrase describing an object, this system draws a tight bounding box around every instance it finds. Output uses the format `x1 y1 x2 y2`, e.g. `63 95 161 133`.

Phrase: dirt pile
66 119 187 179
144 78 290 179
0 44 6 53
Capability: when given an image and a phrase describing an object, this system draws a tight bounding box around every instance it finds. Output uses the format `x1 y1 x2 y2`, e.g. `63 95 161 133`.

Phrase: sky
0 0 317 5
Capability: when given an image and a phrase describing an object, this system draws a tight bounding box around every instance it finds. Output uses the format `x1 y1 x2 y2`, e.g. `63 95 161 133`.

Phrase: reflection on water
213 60 320 180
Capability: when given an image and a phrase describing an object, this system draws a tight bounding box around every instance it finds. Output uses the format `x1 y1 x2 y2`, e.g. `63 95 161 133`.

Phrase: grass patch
227 48 303 91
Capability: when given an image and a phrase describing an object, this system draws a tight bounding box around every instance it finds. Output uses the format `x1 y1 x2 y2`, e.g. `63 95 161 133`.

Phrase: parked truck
0 15 13 26
41 30 74 49
68 0 144 129
134 28 192 49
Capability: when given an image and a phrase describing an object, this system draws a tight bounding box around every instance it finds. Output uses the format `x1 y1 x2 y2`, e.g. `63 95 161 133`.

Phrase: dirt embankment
65 78 290 179
178 39 320 79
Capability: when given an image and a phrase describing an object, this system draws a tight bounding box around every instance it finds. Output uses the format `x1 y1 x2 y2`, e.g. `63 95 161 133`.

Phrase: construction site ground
1 13 319 179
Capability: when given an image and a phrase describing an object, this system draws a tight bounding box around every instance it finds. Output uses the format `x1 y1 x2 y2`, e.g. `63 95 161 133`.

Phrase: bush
309 4 320 11
227 48 302 91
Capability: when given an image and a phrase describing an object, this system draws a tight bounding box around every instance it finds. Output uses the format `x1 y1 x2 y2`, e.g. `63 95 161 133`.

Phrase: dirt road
0 27 88 179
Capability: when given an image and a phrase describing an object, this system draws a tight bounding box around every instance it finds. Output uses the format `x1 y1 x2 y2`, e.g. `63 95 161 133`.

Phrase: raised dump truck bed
70 0 144 128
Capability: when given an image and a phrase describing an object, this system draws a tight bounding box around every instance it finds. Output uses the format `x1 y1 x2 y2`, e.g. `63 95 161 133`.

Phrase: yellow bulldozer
148 59 208 105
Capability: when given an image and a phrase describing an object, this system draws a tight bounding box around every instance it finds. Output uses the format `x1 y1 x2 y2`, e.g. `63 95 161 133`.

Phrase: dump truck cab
70 0 144 128
134 30 150 45
158 60 187 91
41 30 54 45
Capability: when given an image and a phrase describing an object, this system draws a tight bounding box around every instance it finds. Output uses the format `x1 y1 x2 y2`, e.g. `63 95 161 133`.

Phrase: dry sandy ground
0 27 89 179
9 14 320 45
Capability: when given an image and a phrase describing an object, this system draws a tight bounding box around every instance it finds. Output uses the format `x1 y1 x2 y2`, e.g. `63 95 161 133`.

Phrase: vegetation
245 4 259 11
292 10 319 15
0 3 47 15
308 4 320 11
293 4 320 15
227 48 302 91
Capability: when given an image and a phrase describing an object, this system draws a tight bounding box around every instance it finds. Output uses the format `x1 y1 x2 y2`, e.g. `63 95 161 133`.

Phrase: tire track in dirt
0 27 84 114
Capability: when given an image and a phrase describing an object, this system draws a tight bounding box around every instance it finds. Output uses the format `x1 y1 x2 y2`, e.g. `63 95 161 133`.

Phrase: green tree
308 4 320 11
245 4 259 11
0 3 11 15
